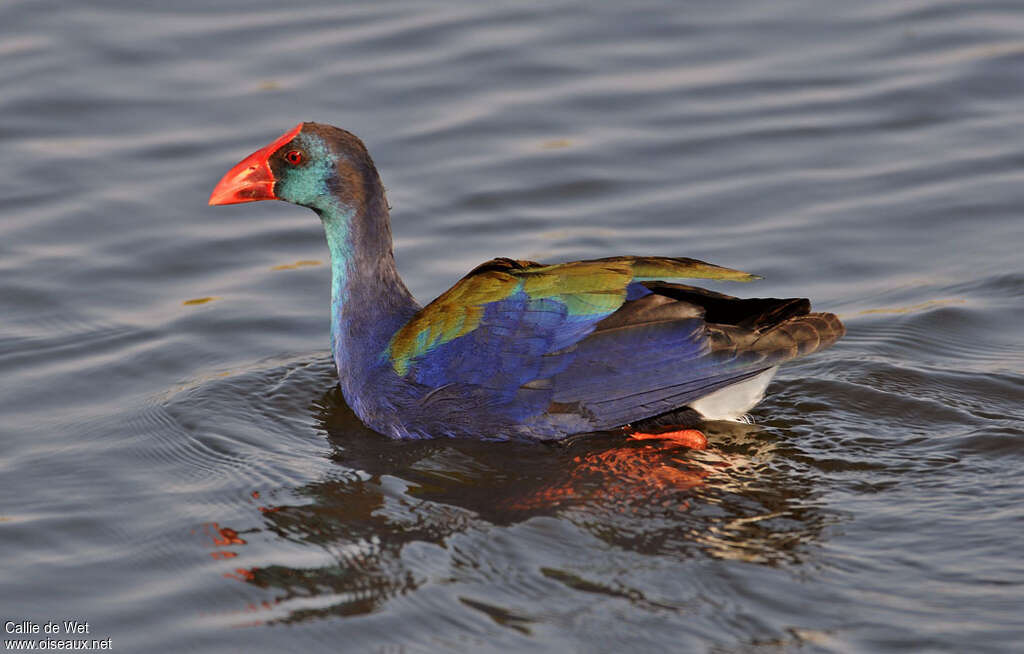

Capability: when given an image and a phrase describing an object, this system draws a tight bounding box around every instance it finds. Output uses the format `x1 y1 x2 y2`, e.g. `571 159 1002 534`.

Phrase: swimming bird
209 122 843 442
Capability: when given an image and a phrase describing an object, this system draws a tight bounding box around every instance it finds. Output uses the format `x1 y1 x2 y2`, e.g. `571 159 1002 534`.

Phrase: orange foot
628 428 708 450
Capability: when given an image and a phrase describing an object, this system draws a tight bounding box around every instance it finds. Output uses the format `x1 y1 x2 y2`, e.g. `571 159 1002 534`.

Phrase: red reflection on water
212 525 246 546
223 567 257 582
210 550 238 560
251 490 282 513
197 521 247 562
508 432 722 511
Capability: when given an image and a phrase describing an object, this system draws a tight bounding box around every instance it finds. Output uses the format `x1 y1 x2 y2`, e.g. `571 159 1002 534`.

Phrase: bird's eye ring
285 150 303 165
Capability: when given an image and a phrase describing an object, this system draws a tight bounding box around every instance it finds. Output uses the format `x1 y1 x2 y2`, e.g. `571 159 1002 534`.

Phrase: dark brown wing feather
609 281 845 360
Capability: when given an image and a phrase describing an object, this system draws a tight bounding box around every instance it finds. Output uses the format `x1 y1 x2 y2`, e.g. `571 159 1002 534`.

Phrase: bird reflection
200 386 828 625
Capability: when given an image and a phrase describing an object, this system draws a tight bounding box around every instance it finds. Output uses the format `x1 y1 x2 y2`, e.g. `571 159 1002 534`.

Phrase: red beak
208 123 304 206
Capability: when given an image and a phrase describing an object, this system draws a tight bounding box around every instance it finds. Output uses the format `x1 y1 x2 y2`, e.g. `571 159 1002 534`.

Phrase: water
2 1 1022 651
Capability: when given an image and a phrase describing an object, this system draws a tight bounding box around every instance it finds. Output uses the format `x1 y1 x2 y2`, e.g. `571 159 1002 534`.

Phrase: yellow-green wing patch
621 256 761 282
520 259 635 315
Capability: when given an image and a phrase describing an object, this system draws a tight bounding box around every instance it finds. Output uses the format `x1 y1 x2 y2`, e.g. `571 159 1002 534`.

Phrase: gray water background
2 1 1023 652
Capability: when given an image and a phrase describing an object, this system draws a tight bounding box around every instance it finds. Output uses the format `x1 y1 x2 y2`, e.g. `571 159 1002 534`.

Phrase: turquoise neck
320 206 353 333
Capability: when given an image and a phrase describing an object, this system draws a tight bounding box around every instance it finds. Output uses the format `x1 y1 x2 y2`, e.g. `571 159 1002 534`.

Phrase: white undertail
688 367 778 421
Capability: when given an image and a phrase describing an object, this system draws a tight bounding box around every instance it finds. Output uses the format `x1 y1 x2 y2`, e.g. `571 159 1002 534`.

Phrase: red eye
285 150 303 165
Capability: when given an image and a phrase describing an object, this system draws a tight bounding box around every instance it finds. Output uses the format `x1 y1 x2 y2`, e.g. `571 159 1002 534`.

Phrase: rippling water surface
2 1 1023 652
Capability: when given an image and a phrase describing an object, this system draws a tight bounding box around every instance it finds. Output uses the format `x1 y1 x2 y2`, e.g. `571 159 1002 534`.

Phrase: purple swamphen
210 123 843 443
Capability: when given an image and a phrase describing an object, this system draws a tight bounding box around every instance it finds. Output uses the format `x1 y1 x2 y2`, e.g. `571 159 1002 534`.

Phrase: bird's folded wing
385 256 757 394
